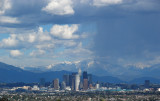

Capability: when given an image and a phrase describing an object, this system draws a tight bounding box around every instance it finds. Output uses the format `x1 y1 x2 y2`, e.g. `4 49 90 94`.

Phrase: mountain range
25 60 160 82
0 62 123 83
1 61 160 84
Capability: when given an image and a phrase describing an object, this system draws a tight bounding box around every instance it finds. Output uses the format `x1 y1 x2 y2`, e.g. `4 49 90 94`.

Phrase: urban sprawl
1 69 160 101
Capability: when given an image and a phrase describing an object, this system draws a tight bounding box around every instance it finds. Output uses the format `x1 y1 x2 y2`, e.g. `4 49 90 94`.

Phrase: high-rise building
39 78 45 87
144 80 150 88
83 71 88 90
88 74 92 85
79 81 83 90
83 79 88 90
75 74 80 91
63 74 69 86
83 71 88 79
69 71 81 91
71 77 75 90
95 84 100 89
71 73 76 90
61 81 66 90
78 68 82 77
69 74 72 87
53 78 59 90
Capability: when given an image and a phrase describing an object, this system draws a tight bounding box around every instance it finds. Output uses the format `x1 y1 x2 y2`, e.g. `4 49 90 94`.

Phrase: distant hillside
129 77 160 84
24 60 160 82
0 62 123 83
92 75 124 83
0 62 71 83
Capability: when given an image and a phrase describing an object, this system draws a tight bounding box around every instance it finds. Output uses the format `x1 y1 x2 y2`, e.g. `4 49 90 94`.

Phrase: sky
0 0 160 69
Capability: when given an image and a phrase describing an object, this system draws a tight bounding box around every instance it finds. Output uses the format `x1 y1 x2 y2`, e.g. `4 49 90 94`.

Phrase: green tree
0 97 8 101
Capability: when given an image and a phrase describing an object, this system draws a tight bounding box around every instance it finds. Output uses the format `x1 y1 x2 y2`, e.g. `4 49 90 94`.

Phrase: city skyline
0 0 160 100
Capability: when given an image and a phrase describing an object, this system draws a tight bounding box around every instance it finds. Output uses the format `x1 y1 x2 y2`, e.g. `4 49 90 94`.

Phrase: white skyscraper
75 74 80 91
78 68 81 76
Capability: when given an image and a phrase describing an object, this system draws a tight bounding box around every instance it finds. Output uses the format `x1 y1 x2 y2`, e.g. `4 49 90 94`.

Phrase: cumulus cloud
10 50 23 57
0 24 89 64
50 24 79 39
0 0 160 68
0 0 159 28
0 27 52 49
42 0 74 15
0 34 18 48
28 34 36 43
0 0 11 15
38 27 51 41
0 0 20 25
0 25 82 51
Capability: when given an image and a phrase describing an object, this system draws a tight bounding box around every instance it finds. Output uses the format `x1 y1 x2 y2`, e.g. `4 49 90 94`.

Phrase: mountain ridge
0 62 123 83
1 61 160 84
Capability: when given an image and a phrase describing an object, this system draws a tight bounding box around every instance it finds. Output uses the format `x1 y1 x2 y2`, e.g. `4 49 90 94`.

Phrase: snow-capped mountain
23 59 160 82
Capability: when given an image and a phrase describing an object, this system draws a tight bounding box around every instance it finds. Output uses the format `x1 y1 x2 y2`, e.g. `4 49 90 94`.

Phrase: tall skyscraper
83 71 88 79
75 74 80 91
88 74 92 85
79 81 83 90
71 73 76 90
83 71 88 90
63 74 69 86
144 80 150 88
61 81 66 90
69 74 72 87
39 78 45 87
96 84 100 89
78 68 82 77
83 79 88 90
53 78 59 90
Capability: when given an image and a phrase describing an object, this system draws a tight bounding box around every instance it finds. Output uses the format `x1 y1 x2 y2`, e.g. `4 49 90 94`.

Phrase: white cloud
29 49 46 57
0 0 18 24
50 24 79 39
37 27 51 41
0 0 11 15
0 25 81 50
71 42 92 54
35 43 54 50
0 27 52 49
0 34 18 48
28 34 36 43
10 50 23 57
29 27 51 42
0 16 20 24
42 0 74 15
88 60 94 67
0 24 92 66
57 42 93 61
93 0 123 7
124 63 151 69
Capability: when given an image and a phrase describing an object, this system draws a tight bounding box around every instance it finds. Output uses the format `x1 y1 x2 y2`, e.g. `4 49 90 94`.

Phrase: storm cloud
0 0 160 68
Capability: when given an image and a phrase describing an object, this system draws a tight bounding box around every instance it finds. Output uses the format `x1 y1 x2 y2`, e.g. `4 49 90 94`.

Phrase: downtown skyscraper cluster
53 68 93 91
